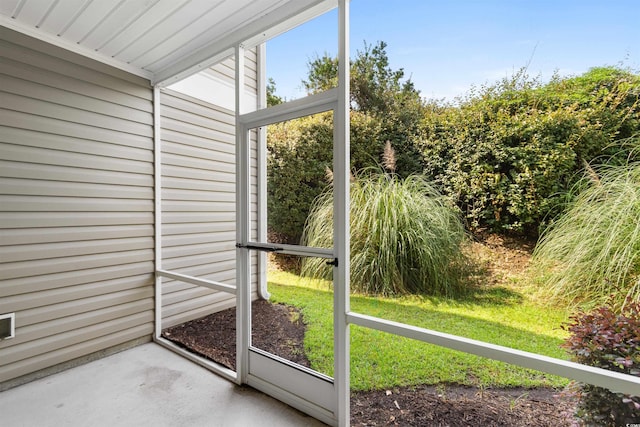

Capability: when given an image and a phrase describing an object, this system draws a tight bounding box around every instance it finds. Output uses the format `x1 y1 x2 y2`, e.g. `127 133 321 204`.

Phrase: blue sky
266 0 640 102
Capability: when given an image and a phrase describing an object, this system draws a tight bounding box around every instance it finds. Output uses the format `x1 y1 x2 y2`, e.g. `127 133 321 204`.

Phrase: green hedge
420 67 640 234
268 67 640 241
267 111 423 243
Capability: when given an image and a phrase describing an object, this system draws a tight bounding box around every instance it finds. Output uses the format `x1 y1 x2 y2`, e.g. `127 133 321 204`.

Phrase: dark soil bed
162 299 309 370
162 300 578 426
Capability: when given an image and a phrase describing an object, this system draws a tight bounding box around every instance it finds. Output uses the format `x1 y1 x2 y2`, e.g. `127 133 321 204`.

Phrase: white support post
153 86 163 339
256 42 270 300
334 1 350 425
235 44 251 385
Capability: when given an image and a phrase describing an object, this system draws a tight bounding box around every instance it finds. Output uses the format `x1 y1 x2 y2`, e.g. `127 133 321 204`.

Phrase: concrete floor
0 343 327 427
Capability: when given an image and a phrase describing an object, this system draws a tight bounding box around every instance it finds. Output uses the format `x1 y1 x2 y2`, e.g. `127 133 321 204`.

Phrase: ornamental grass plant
301 144 469 296
531 159 640 309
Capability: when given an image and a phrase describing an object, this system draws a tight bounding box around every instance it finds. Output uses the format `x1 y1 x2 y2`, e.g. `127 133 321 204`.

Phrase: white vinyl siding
0 28 260 386
168 50 259 111
0 28 154 384
160 62 259 328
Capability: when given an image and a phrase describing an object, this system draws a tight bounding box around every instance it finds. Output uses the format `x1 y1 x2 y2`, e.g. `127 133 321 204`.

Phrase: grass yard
267 235 572 391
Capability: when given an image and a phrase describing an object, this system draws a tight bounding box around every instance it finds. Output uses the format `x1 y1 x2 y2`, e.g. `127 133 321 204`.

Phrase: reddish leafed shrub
562 299 640 426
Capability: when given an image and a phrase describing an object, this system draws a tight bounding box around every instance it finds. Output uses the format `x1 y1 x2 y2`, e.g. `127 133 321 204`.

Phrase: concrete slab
0 343 326 427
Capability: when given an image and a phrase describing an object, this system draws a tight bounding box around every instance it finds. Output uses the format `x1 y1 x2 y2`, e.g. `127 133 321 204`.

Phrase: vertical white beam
153 86 163 339
235 44 250 385
256 42 270 300
334 1 350 425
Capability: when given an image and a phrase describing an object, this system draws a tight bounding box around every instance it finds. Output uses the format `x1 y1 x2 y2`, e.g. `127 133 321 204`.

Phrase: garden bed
163 299 577 426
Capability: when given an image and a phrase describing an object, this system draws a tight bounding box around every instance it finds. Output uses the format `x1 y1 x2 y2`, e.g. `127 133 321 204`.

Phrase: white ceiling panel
37 0 90 35
0 0 336 86
58 1 117 41
80 0 163 50
96 1 188 59
120 0 231 67
11 0 57 27
139 0 275 72
0 0 21 16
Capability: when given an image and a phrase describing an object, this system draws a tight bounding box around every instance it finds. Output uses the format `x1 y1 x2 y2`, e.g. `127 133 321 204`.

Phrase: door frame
235 83 349 425
235 5 350 425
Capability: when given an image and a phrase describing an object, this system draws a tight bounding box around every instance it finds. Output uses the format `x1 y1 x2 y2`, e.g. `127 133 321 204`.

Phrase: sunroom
1 1 639 426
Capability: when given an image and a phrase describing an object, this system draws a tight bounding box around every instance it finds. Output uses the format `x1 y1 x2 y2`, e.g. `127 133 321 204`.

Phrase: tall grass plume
531 161 640 309
301 163 469 296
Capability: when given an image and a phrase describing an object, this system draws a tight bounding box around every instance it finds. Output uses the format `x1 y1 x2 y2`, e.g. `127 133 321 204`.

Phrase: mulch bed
162 300 578 426
162 299 310 370
351 385 576 426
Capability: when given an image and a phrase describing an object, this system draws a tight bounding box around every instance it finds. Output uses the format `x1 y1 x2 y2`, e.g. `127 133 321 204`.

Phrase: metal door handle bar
236 243 283 252
237 242 335 259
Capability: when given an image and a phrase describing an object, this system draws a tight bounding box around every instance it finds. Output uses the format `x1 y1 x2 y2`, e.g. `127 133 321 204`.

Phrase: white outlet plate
0 313 15 340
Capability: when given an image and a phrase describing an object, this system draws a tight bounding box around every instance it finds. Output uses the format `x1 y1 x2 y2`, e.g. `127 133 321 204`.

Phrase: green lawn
267 270 571 391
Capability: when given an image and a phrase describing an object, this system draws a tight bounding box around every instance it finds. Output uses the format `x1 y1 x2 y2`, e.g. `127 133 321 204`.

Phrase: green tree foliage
266 77 283 106
269 55 640 240
267 111 386 243
268 41 426 243
301 54 338 94
420 67 640 234
267 113 333 243
302 41 426 174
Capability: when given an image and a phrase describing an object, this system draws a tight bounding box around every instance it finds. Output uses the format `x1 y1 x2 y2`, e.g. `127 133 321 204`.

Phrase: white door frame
235 64 350 427
235 3 350 424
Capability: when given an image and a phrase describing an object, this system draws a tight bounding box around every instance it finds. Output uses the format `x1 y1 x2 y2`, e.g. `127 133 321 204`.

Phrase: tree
301 54 338 95
350 41 421 115
266 77 283 106
301 40 426 175
301 41 423 115
267 41 428 243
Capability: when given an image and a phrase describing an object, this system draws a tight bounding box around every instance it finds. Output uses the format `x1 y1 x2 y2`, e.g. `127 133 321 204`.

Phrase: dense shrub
267 113 333 243
420 67 640 234
268 111 422 244
268 41 426 244
562 300 640 426
530 159 640 308
269 65 640 242
300 165 469 296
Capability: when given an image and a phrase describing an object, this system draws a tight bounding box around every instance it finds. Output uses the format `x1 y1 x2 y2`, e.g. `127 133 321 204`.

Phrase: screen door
235 88 342 424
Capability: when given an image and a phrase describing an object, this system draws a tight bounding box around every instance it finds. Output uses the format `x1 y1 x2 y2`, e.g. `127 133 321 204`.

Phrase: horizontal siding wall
204 49 258 90
0 28 154 385
169 48 258 111
160 81 259 329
